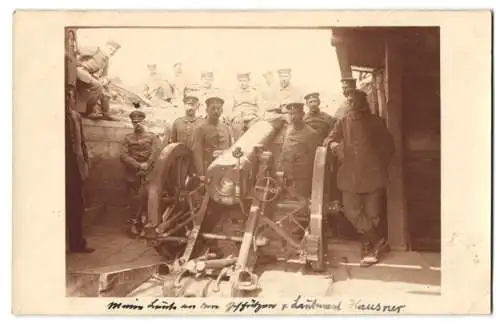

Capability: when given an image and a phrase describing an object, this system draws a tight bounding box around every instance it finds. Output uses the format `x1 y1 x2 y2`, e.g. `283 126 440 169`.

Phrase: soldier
323 89 394 267
143 63 173 103
276 68 302 109
191 95 232 256
120 110 160 226
76 40 121 121
303 92 336 143
277 102 321 200
166 94 205 148
65 85 93 253
228 72 262 140
333 77 357 119
260 70 278 111
192 95 232 178
171 62 190 107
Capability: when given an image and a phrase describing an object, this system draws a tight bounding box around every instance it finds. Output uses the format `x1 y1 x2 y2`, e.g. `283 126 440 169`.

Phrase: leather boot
360 228 381 267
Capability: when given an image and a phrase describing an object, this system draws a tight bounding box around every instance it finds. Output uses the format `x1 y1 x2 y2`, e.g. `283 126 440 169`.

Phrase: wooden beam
384 37 409 250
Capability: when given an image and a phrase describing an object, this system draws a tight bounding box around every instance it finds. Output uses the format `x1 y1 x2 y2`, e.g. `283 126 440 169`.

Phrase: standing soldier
66 85 93 253
191 95 232 256
334 77 357 119
192 95 232 178
303 92 336 143
228 72 262 140
120 110 160 230
165 93 205 148
278 102 320 200
76 40 121 121
171 62 190 108
323 89 394 267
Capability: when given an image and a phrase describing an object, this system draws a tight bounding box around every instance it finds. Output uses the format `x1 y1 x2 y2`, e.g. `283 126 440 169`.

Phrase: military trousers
342 190 383 234
76 79 110 116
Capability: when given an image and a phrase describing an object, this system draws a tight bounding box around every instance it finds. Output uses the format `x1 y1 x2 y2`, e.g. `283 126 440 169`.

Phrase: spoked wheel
147 143 201 261
306 146 335 272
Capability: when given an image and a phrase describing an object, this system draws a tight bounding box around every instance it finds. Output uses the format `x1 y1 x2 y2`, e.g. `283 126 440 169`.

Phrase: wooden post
384 37 409 250
331 29 353 79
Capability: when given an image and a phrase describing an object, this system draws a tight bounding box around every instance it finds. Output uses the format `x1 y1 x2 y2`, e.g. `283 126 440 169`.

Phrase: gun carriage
140 116 339 297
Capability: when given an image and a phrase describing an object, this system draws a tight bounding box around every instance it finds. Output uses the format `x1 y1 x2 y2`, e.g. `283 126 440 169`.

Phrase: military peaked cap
106 40 121 50
278 68 292 76
184 94 199 104
201 71 214 78
129 110 146 121
205 96 225 106
285 102 305 112
304 92 320 101
237 72 251 79
340 77 357 86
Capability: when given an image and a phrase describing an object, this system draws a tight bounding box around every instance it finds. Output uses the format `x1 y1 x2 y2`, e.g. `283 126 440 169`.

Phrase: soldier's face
239 77 250 89
307 98 320 112
174 64 182 74
201 77 213 88
346 93 361 111
132 120 145 132
342 83 355 97
288 109 304 125
148 66 157 75
279 76 290 88
184 102 198 115
207 103 222 120
106 45 118 57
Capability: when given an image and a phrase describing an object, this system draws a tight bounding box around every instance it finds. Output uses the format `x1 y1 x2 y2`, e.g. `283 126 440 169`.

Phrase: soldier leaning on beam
323 89 394 267
120 110 160 230
303 92 336 143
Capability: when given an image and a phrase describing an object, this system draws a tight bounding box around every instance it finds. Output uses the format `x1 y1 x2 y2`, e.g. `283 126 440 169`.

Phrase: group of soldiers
68 37 395 267
119 73 394 267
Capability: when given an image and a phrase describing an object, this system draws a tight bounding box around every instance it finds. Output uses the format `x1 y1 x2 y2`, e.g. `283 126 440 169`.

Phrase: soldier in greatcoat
323 89 394 266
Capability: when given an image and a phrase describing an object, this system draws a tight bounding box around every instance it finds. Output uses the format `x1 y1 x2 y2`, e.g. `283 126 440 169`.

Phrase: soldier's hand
329 142 338 152
139 162 149 170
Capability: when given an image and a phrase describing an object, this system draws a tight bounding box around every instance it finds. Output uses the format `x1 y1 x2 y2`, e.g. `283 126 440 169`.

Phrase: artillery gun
140 117 339 297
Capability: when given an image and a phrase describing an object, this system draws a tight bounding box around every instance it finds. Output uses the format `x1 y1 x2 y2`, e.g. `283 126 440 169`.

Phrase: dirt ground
67 206 441 298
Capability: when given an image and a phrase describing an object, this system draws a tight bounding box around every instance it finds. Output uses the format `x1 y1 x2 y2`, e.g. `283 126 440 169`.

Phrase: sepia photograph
12 10 491 315
65 25 441 298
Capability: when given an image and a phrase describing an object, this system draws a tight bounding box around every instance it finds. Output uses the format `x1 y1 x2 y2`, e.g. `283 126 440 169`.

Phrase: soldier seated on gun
120 110 160 235
277 101 321 202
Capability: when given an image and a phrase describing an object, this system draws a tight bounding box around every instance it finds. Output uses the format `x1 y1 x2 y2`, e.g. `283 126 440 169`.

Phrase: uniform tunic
120 131 160 188
191 121 232 176
169 115 205 149
229 87 261 139
304 111 336 143
277 123 320 198
276 85 301 107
